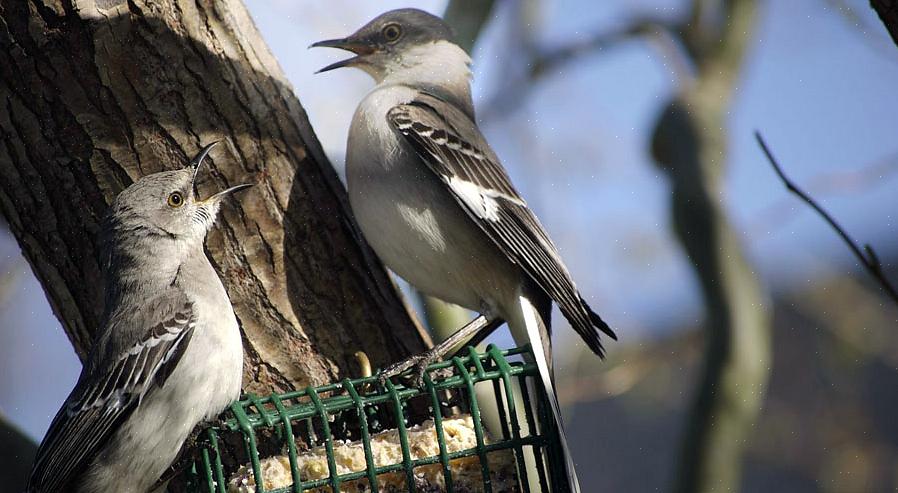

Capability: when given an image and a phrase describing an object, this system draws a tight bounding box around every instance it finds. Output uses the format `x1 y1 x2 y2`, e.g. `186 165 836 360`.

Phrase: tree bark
871 0 898 48
0 0 429 396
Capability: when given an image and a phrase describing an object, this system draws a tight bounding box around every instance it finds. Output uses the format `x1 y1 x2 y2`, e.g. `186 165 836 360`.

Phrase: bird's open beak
189 141 219 186
187 141 253 203
310 37 376 73
208 183 253 202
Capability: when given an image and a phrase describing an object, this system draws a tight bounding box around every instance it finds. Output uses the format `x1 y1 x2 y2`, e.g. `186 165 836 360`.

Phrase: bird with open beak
28 142 250 493
313 8 617 493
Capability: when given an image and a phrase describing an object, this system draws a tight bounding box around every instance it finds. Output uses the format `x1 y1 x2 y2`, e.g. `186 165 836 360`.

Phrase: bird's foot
183 424 204 452
179 417 226 457
378 350 443 388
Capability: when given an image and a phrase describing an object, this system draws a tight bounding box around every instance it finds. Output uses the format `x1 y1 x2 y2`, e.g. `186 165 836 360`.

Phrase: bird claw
377 351 441 388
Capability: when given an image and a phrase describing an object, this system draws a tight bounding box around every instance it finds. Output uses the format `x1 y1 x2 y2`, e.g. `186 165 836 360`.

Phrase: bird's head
106 142 251 247
311 9 465 83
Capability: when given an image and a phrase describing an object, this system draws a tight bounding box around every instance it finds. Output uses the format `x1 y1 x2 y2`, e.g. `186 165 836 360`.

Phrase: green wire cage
184 345 570 493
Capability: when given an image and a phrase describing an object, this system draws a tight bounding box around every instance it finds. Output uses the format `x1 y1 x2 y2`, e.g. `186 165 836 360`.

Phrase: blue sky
3 0 897 442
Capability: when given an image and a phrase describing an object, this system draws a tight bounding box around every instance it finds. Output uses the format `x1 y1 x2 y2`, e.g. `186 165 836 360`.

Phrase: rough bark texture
872 0 898 48
0 0 429 396
651 1 771 492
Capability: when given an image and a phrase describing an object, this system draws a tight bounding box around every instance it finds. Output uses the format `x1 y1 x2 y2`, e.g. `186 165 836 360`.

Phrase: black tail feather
558 297 617 359
588 306 617 341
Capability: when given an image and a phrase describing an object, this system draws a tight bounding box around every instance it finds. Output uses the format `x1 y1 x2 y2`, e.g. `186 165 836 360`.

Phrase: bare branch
755 131 898 305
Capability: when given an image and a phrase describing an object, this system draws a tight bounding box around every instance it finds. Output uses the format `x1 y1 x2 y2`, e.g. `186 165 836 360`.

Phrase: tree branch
0 0 427 395
755 132 898 305
871 0 898 49
479 17 676 121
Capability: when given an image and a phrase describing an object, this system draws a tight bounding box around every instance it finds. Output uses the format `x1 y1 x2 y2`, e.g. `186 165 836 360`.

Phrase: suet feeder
186 345 570 492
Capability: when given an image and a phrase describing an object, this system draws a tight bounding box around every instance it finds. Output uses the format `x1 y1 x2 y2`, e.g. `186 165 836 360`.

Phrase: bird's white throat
381 40 472 95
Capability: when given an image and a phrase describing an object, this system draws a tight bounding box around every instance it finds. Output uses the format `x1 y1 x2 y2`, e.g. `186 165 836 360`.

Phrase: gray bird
313 9 616 491
28 143 249 493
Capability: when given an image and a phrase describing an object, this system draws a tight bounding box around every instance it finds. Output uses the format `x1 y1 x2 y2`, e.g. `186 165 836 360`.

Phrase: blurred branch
0 411 36 492
0 257 25 310
0 223 32 493
479 16 678 121
444 0 496 53
783 150 898 193
755 132 898 305
796 273 898 367
418 294 472 347
748 149 898 235
825 0 898 63
559 326 706 407
871 0 898 48
530 19 667 76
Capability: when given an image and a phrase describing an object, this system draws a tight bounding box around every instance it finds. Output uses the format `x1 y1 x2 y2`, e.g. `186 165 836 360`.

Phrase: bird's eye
382 23 402 43
167 191 185 208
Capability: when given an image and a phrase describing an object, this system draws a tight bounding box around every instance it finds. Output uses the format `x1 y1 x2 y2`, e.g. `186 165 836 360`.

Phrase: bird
312 8 616 492
27 143 250 493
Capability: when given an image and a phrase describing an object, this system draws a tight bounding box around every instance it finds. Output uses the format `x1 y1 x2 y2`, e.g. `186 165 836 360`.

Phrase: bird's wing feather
386 94 615 354
28 291 196 492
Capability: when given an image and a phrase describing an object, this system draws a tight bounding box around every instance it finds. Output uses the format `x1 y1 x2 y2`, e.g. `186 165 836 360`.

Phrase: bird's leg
379 314 502 387
449 319 497 358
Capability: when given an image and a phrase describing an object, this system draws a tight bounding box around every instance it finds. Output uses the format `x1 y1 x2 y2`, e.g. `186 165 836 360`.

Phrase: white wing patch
447 175 525 222
396 203 447 251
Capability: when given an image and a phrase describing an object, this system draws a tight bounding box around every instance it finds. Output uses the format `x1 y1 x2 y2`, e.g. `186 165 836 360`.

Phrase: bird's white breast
345 84 519 311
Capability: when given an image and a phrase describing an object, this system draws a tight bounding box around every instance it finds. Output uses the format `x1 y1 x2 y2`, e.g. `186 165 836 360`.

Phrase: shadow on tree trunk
0 0 428 401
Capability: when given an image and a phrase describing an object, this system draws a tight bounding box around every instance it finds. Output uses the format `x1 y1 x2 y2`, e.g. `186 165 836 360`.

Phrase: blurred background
3 0 898 491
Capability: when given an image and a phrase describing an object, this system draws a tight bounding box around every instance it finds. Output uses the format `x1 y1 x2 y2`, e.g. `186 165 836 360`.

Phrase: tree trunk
650 1 772 491
871 0 898 48
0 0 429 396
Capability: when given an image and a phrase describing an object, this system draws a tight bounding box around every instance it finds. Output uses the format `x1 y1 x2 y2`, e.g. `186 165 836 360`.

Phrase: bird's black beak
187 141 253 202
208 183 253 202
310 37 376 73
189 141 219 185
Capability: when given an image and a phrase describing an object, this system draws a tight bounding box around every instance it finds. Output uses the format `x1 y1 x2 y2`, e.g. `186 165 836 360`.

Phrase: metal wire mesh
186 345 568 492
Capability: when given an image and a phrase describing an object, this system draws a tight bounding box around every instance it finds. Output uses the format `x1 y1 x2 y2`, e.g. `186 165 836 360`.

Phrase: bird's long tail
512 293 581 493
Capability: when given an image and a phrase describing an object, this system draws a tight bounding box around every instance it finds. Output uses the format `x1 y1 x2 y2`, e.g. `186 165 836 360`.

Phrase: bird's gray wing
386 94 616 355
28 291 196 492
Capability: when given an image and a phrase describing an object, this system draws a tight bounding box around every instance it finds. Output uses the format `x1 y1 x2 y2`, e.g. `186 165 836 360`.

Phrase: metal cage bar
187 345 568 493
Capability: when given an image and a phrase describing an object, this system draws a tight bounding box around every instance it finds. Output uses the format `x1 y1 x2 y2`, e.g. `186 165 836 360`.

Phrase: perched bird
28 143 250 493
313 8 616 491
